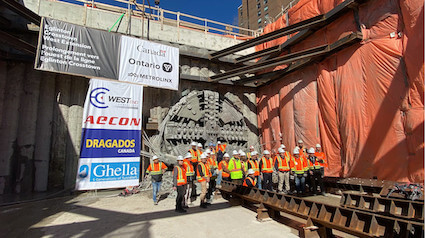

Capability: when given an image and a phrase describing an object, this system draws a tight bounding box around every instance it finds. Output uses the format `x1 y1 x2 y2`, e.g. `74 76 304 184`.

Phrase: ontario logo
89 87 139 109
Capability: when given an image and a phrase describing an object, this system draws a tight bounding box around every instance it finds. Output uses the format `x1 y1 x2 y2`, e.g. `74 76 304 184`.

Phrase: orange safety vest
174 166 187 186
216 144 226 152
197 149 203 162
246 152 252 159
248 160 260 176
290 155 308 174
183 158 195 176
260 157 274 173
189 148 198 163
218 160 230 178
243 177 256 187
314 152 328 168
208 157 218 169
146 162 166 175
274 153 291 172
197 162 210 182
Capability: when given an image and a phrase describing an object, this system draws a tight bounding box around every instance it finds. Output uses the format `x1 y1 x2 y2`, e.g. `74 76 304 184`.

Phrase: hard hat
251 151 258 156
200 154 207 159
240 151 246 157
191 141 197 146
209 142 214 146
316 144 321 148
232 150 239 155
177 156 184 161
217 141 221 144
197 143 202 148
223 153 230 158
263 150 270 155
238 149 244 154
308 147 315 154
247 169 255 175
249 145 254 149
298 140 304 144
205 149 211 154
152 155 159 160
293 148 300 155
280 144 286 149
184 153 192 159
278 148 284 153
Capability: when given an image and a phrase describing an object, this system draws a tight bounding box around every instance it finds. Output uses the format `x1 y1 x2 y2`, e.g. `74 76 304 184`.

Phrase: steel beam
341 192 424 221
220 181 424 238
0 30 36 55
0 0 41 25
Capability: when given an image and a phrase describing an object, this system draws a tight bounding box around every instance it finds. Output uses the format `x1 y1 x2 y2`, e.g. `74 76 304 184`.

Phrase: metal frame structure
208 0 368 87
220 181 424 238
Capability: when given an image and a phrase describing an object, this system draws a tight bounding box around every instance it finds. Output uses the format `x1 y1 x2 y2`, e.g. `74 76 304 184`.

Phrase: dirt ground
0 189 301 238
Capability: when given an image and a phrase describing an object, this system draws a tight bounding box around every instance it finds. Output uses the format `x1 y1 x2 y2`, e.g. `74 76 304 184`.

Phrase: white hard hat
263 150 270 155
200 154 207 159
316 144 321 148
251 151 258 156
308 147 315 154
247 169 255 175
249 145 254 149
152 155 159 160
293 148 300 155
217 141 221 144
205 149 211 154
240 151 246 157
177 156 184 161
191 141 197 146
184 153 192 159
197 143 202 148
223 153 230 158
298 140 304 144
278 148 284 153
232 150 239 155
280 144 286 149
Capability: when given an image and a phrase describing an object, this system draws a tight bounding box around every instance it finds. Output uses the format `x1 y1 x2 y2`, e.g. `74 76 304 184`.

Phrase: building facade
238 0 292 30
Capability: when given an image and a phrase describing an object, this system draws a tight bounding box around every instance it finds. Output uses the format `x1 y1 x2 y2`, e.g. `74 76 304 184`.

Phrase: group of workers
147 140 328 213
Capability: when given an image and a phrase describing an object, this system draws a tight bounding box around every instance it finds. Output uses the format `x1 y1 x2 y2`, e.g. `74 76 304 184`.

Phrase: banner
75 78 143 190
35 18 120 79
118 36 179 90
35 18 180 91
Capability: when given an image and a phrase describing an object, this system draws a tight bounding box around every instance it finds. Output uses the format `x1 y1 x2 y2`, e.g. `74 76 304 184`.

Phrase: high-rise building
238 0 293 31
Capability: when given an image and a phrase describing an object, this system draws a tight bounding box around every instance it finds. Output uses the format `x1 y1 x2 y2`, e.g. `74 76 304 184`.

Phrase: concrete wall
0 61 258 194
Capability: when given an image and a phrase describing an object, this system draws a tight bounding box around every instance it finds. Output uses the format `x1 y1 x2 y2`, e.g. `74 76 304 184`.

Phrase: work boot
154 201 158 205
200 202 208 208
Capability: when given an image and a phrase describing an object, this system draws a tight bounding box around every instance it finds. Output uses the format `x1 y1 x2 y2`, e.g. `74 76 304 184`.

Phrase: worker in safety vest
218 153 231 186
259 150 274 191
173 156 187 213
308 147 326 195
297 140 307 156
247 151 260 188
246 145 255 159
208 142 216 154
146 155 168 205
183 153 195 207
197 154 211 208
206 150 218 203
196 143 203 162
188 141 199 198
243 169 257 187
290 147 308 194
227 150 243 184
216 140 227 164
314 144 328 169
274 147 291 194
239 150 248 177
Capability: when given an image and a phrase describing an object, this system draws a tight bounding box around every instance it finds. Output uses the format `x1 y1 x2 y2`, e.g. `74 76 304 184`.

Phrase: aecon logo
90 87 109 109
78 165 89 179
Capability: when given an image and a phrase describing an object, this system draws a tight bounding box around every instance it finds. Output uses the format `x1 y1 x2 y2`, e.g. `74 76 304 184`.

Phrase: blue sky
152 0 241 25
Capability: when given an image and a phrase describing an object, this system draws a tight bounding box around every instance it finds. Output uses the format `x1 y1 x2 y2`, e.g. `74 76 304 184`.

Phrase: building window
264 6 268 11
265 13 269 19
264 0 268 3
258 18 262 24
257 3 261 9
258 10 261 16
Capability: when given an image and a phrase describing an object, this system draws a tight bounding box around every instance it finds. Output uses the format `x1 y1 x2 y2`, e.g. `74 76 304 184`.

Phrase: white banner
75 78 143 190
118 36 179 91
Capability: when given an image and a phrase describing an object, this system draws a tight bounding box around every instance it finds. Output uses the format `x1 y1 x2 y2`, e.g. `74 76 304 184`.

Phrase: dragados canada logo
90 87 110 109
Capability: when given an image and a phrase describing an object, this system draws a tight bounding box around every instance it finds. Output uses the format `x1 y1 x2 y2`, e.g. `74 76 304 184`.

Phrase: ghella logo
89 87 139 109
